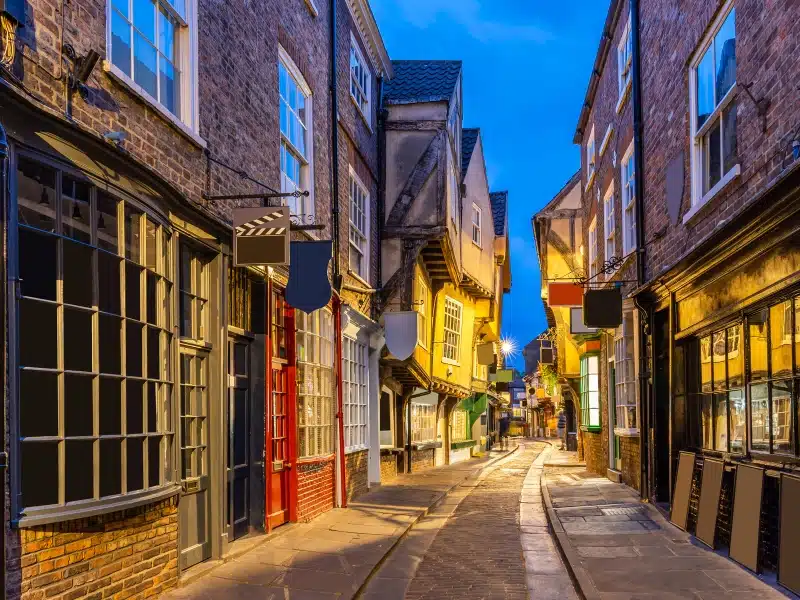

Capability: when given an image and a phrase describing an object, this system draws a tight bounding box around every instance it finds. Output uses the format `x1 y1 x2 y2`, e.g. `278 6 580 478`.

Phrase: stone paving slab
163 445 520 600
541 460 789 600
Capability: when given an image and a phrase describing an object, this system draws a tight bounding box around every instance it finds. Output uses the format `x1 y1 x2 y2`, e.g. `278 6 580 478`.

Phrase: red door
268 363 290 528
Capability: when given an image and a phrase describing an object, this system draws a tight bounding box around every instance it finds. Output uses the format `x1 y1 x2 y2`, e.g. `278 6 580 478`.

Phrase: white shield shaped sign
384 312 418 361
233 206 290 266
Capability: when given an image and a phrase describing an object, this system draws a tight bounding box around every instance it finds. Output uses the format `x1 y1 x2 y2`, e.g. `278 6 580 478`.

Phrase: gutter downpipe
377 77 385 291
330 0 347 508
0 119 7 600
630 0 650 501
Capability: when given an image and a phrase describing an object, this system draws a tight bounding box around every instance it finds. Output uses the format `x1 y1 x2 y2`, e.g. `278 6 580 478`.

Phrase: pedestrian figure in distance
499 412 510 451
556 410 566 450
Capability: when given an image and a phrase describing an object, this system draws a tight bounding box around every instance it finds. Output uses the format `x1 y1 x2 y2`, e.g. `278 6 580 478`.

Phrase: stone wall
411 449 435 472
297 457 335 523
345 450 369 502
582 430 606 477
6 498 177 600
379 452 399 484
619 435 640 491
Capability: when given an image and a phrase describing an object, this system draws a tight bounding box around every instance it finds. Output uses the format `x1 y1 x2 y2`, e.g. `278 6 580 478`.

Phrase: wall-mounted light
64 44 100 100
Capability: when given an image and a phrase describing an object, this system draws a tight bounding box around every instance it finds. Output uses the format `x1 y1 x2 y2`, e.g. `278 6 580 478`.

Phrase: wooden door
227 338 251 541
268 363 290 527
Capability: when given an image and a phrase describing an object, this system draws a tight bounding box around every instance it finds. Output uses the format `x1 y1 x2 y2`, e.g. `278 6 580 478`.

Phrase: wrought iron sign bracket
577 256 638 288
202 190 324 231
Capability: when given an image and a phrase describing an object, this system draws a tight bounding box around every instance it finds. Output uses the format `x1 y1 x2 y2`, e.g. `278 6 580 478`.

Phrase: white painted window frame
585 125 596 189
603 181 616 265
442 296 463 366
588 217 598 288
471 203 482 247
621 141 637 257
349 32 372 127
342 335 369 453
348 167 370 282
415 274 429 349
617 14 632 109
614 311 638 433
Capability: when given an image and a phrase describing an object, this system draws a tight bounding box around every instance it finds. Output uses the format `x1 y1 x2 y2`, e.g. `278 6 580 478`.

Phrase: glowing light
500 337 517 357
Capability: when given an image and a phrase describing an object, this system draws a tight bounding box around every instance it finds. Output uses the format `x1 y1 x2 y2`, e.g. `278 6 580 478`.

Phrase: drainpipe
377 77 385 293
0 119 7 600
334 298 347 507
630 0 651 501
329 0 341 290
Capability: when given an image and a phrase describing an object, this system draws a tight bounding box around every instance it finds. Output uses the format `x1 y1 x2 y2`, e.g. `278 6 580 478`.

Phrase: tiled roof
461 128 480 178
383 60 462 105
489 191 508 236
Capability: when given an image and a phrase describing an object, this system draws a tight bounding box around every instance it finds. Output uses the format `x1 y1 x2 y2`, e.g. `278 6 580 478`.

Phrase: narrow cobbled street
363 441 576 600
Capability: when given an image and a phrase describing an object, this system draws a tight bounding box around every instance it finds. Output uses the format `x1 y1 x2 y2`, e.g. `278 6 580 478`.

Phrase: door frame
264 277 298 532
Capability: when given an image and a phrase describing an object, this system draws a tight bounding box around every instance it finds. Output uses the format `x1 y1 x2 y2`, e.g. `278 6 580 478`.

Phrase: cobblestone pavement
363 441 577 600
543 460 789 600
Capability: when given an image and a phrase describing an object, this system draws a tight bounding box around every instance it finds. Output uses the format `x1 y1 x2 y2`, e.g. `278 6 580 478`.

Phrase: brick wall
297 457 335 523
582 430 606 477
6 498 177 600
345 450 369 501
639 0 800 281
380 452 399 484
619 435 640 491
411 449 435 472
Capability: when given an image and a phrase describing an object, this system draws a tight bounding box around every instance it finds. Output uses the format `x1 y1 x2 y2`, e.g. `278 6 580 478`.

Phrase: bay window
450 408 468 443
296 309 335 457
580 355 600 430
279 51 314 220
15 156 175 520
690 2 737 207
343 336 368 452
411 402 436 443
614 312 637 432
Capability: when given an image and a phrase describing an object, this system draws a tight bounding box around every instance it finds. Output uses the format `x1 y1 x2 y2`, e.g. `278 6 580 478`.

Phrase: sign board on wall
233 207 290 266
570 307 600 334
547 282 583 307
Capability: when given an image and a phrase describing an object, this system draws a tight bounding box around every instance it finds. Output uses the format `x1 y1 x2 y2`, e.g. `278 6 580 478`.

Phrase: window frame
411 402 437 444
442 296 463 366
688 0 738 211
588 217 599 287
580 354 601 431
10 150 179 526
342 335 369 453
415 274 429 349
105 0 200 138
585 126 596 189
621 142 637 257
349 33 372 127
617 15 632 109
614 312 638 434
450 408 469 443
603 182 616 264
348 168 370 282
279 46 315 221
471 203 482 247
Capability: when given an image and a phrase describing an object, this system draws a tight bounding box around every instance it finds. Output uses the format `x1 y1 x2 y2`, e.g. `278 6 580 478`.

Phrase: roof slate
461 128 480 178
383 60 462 105
489 191 508 236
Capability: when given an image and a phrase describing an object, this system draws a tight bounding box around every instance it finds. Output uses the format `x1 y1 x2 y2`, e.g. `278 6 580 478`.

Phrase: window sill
599 124 614 157
585 170 597 192
616 78 632 115
472 240 482 250
304 0 319 16
103 61 207 150
442 357 460 367
180 338 213 351
347 269 372 289
451 439 476 450
412 441 442 451
349 94 374 133
614 427 639 438
581 425 602 433
345 446 368 455
683 164 741 225
14 484 181 528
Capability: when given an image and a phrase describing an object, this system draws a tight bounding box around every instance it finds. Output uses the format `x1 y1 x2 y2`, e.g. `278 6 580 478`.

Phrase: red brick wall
345 450 369 501
639 0 800 280
620 435 640 491
5 498 178 600
297 457 335 522
582 430 606 477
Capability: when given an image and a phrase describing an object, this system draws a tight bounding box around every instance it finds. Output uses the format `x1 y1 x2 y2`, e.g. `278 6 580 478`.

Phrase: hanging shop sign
547 282 583 307
383 312 419 361
570 306 600 334
476 342 495 365
540 347 554 364
583 288 623 329
233 207 290 266
286 240 332 313
496 369 514 383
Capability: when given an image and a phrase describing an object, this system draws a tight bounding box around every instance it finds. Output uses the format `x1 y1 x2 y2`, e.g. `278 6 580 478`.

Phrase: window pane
66 440 94 502
147 382 158 432
19 228 57 301
771 380 792 454
99 314 122 374
771 302 793 379
63 240 94 307
97 192 119 253
696 47 715 129
714 393 728 451
145 218 157 270
98 252 122 315
64 308 93 372
730 389 745 453
180 292 192 337
701 394 713 450
100 377 122 435
146 272 158 325
749 318 768 381
21 442 59 507
147 326 160 379
111 9 132 76
17 157 57 233
100 439 122 497
727 326 743 388
714 9 736 102
704 119 721 194
712 331 725 391
132 0 155 41
127 438 144 492
20 298 57 369
125 205 142 263
159 56 179 115
750 382 769 451
62 176 91 243
722 101 737 175
148 436 161 487
158 9 175 59
126 263 142 320
700 336 712 393
127 379 144 434
65 374 94 437
126 321 143 377
20 370 58 437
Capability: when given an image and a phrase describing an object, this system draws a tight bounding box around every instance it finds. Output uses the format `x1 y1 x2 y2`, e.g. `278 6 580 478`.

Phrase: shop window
271 289 288 360
380 389 394 447
696 324 744 453
451 408 469 442
179 244 209 340
580 355 600 430
614 312 637 432
14 156 174 519
343 336 368 452
228 267 252 332
747 299 799 455
296 309 335 457
411 402 436 443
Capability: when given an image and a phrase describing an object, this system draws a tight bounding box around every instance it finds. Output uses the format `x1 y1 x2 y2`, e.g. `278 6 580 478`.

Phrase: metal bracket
740 83 770 135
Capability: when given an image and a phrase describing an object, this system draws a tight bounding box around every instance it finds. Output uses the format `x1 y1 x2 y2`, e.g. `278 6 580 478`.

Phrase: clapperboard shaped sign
233 207 290 266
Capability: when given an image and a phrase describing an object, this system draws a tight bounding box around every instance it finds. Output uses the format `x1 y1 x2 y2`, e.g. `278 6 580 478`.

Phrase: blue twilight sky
372 0 609 370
